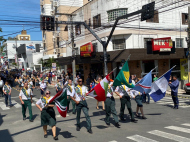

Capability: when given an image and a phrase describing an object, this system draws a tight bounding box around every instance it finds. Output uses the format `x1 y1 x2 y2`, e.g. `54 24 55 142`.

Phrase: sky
0 0 42 41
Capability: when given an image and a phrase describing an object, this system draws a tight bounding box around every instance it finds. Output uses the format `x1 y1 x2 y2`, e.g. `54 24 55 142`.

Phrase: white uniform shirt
29 81 33 88
55 82 62 88
3 85 11 93
64 81 68 86
71 85 88 101
0 80 4 88
19 88 33 100
36 97 53 109
115 85 129 97
40 83 46 89
106 82 114 97
66 84 75 96
129 89 142 98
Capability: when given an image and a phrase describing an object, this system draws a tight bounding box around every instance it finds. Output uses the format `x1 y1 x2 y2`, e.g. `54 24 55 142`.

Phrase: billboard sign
152 37 173 52
80 42 94 57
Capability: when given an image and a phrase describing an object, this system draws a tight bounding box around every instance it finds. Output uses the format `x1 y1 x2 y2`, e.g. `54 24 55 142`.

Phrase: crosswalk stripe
148 130 190 142
127 135 158 142
0 102 10 110
180 106 190 108
56 114 69 118
165 126 190 134
181 123 190 127
32 97 39 102
11 100 21 108
109 141 117 142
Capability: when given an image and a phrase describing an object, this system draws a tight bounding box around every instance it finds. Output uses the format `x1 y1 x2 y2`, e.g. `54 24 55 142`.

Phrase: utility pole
15 37 19 69
188 6 190 82
70 15 76 82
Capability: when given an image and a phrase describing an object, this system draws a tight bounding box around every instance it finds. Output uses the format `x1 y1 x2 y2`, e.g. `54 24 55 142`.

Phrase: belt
107 96 113 98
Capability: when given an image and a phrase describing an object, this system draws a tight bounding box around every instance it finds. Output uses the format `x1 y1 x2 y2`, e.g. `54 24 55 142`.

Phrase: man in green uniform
70 78 92 134
115 85 138 123
19 82 33 122
66 79 76 114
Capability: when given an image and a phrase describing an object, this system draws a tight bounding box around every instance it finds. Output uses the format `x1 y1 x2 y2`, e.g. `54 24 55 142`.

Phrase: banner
52 63 56 71
19 62 22 69
18 58 24 62
180 59 188 80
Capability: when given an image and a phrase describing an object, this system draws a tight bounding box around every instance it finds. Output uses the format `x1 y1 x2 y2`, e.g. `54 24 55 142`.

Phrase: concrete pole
188 6 190 82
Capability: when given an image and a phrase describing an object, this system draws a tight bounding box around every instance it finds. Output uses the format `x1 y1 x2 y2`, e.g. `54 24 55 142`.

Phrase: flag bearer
105 76 120 128
19 82 33 122
36 90 58 140
3 80 12 107
70 78 92 134
66 79 76 114
129 89 147 119
115 85 138 123
169 75 179 109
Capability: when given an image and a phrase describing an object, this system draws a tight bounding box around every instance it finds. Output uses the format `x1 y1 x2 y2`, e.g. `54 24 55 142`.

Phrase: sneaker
53 136 58 140
29 119 33 122
72 111 76 114
23 117 26 121
131 119 138 123
142 116 147 119
76 126 80 131
87 129 93 134
115 123 120 128
119 115 125 121
105 122 110 126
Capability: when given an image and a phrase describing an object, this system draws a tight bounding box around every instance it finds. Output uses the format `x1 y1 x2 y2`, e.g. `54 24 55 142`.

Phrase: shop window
182 13 188 25
107 8 128 22
143 60 155 73
93 14 101 29
146 10 159 23
112 39 126 50
176 38 184 48
75 24 81 35
144 38 153 48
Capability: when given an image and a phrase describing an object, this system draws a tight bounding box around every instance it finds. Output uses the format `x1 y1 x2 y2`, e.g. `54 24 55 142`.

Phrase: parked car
184 83 190 94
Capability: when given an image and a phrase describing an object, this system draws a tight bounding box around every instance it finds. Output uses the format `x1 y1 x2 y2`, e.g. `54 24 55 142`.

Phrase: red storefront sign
152 37 173 52
80 42 94 57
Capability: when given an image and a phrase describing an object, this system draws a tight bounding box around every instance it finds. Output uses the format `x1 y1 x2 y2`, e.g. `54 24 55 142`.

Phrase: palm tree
43 57 59 69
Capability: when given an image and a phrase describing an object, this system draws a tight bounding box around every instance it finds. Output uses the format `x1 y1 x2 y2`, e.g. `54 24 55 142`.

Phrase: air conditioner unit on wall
54 1 58 7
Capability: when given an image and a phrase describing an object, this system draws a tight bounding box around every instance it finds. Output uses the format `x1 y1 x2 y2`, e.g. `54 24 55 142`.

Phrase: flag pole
151 66 158 72
127 54 131 61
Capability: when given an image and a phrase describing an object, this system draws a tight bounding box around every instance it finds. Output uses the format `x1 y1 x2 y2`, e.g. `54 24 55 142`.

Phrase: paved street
0 87 190 142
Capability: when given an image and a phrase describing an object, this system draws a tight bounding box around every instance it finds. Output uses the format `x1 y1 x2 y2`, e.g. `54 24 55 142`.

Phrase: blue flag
149 68 173 102
133 71 152 94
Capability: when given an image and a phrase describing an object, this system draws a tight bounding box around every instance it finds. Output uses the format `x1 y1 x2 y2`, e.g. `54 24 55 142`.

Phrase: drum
0 81 3 88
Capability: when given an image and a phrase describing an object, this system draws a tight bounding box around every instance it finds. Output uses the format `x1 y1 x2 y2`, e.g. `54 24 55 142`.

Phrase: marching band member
70 78 92 134
19 82 33 122
36 90 58 140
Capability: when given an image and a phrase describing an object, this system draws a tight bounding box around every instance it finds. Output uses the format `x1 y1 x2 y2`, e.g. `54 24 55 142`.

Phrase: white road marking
0 102 10 110
56 114 69 118
32 97 39 102
11 100 21 108
181 123 190 127
109 141 117 142
0 96 19 101
165 126 190 134
148 130 190 142
127 135 158 142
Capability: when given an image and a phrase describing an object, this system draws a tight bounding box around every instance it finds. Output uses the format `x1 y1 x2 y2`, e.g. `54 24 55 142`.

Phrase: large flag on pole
113 61 134 88
87 69 115 101
149 67 174 102
133 70 152 94
49 89 67 117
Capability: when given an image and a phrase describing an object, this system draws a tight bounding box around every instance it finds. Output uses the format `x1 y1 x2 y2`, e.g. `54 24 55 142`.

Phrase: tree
7 36 16 40
42 57 59 69
0 28 7 53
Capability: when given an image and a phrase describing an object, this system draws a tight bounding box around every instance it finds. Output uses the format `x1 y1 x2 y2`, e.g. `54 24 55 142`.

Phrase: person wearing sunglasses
19 82 33 122
36 90 58 140
70 78 92 134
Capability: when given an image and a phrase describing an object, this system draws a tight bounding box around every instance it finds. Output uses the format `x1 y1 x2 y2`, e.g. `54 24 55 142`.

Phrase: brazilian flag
113 61 135 88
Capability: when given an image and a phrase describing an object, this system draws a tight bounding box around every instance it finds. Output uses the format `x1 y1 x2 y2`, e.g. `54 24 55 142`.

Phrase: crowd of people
0 68 179 141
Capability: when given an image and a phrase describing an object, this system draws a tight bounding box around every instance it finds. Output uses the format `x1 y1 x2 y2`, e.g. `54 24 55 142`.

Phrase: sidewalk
166 89 190 99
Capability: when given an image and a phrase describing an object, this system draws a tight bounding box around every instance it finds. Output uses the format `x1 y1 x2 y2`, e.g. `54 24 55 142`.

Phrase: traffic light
40 15 55 31
141 1 155 21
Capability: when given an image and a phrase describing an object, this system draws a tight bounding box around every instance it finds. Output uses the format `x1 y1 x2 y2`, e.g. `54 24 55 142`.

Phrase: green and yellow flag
113 61 135 88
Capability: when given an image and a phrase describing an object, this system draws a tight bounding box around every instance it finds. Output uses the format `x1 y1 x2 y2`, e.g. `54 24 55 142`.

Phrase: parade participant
18 76 23 90
115 85 138 123
36 76 40 90
36 90 58 140
104 76 120 128
169 75 179 109
66 79 76 114
40 79 47 98
3 81 12 107
70 78 92 134
74 75 79 86
19 82 33 122
94 77 105 110
55 79 62 93
14 77 19 90
129 89 147 119
32 77 35 89
28 79 34 92
0 77 4 97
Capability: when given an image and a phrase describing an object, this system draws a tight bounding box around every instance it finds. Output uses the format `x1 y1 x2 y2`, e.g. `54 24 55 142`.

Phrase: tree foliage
38 57 59 68
0 28 7 53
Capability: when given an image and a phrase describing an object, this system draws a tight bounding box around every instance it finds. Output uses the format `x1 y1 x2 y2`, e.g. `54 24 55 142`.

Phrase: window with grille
75 25 81 35
107 8 128 22
93 14 101 29
176 38 184 48
144 38 153 48
112 39 126 50
182 13 188 25
146 10 159 23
